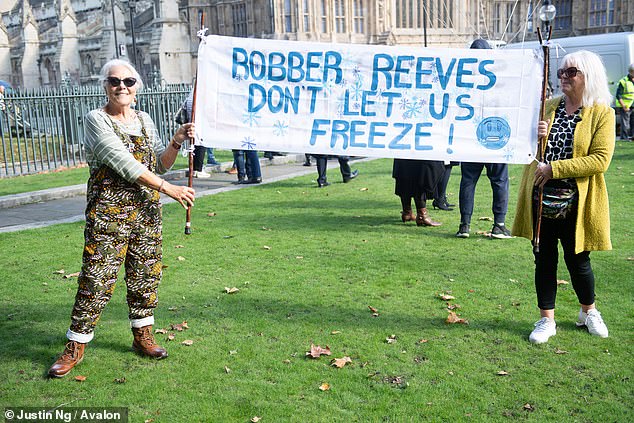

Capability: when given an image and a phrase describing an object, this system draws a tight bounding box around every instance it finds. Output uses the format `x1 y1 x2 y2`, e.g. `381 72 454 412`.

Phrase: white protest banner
195 35 543 164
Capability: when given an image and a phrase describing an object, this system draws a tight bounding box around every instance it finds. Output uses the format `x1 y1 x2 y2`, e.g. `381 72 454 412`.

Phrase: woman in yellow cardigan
513 50 615 344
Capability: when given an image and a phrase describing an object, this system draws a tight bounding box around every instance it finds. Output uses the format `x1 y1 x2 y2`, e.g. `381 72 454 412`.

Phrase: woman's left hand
534 162 553 188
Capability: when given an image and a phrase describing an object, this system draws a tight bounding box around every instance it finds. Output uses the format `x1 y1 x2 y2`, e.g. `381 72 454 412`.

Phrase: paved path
0 154 357 233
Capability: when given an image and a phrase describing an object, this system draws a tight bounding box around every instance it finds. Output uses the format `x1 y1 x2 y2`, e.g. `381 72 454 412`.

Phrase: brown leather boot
132 325 168 359
401 208 415 222
416 208 442 227
48 341 85 378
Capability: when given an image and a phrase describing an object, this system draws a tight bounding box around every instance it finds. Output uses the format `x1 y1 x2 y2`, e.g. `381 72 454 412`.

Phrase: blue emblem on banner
476 117 511 150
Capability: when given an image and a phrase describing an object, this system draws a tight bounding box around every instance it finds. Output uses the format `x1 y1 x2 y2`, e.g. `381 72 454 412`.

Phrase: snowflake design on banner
234 73 246 82
273 120 288 137
241 136 257 150
503 146 515 162
352 65 364 84
322 77 337 96
349 80 364 102
242 109 261 127
402 98 424 120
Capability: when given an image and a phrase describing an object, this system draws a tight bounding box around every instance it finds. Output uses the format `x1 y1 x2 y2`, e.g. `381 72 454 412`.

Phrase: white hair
99 59 143 91
560 50 611 107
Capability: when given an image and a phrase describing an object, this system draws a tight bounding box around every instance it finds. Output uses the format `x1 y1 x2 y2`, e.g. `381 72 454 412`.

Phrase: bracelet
158 180 165 193
170 139 182 150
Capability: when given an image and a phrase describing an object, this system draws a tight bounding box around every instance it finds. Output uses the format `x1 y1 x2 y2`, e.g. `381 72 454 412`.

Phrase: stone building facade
1 0 633 89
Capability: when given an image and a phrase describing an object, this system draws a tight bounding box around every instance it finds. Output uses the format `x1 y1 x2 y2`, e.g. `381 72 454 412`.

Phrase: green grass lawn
0 144 632 422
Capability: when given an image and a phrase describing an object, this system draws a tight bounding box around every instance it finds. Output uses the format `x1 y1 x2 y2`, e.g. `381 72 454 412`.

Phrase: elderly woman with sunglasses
48 59 196 377
513 51 615 344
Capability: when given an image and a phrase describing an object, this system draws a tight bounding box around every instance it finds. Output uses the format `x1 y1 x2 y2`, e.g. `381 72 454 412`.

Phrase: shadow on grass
1 292 534 373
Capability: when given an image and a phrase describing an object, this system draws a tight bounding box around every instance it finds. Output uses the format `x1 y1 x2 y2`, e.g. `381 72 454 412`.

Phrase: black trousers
314 155 351 185
193 145 206 172
533 213 595 310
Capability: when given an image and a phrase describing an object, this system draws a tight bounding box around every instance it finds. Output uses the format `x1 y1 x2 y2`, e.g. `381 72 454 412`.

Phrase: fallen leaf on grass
224 287 240 294
319 383 330 391
523 403 534 412
155 328 168 334
418 339 428 344
296 256 303 259
331 356 352 368
557 279 569 285
439 293 455 301
478 216 493 221
177 256 186 261
114 377 126 384
359 187 368 191
167 333 175 341
181 340 194 346
306 344 331 358
53 269 65 274
263 245 271 250
385 335 397 344
330 331 341 335
170 322 189 331
174 245 185 249
75 375 86 382
368 306 378 313
446 311 468 324
144 419 154 423
229 350 238 355
497 371 509 376
627 257 634 261
224 366 231 373
207 212 216 217
250 416 261 422
555 349 568 354
63 272 80 279
446 303 460 310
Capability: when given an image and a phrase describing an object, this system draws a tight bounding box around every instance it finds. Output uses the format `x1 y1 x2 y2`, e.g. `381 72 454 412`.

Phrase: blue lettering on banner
230 46 507 156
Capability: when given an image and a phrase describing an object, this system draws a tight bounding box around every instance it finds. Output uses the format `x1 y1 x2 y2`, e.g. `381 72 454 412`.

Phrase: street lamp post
539 0 557 34
129 0 138 69
110 0 119 58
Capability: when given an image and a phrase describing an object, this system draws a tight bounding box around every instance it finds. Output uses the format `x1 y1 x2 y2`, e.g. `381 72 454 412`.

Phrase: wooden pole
533 26 552 253
185 12 205 235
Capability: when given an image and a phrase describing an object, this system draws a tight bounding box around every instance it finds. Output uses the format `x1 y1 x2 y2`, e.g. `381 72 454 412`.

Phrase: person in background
303 154 312 167
206 147 220 167
313 155 358 187
456 38 512 240
48 59 196 378
513 50 614 344
392 158 443 227
433 162 456 211
232 149 262 184
175 91 211 178
615 63 634 141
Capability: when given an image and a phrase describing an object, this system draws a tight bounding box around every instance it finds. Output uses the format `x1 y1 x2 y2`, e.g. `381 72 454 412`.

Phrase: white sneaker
193 170 211 179
529 317 556 344
576 308 608 338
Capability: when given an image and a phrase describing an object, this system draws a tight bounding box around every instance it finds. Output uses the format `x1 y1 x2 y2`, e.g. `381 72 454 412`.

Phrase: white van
506 32 634 100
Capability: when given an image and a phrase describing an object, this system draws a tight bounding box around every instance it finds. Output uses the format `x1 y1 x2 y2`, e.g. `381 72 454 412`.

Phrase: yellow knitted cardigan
512 97 615 254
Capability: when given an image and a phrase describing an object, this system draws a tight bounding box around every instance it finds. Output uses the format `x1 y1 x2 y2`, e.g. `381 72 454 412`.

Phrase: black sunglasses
106 76 137 87
557 67 582 79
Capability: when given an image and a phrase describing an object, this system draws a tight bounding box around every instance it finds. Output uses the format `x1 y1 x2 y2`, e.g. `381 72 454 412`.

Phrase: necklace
103 107 137 125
